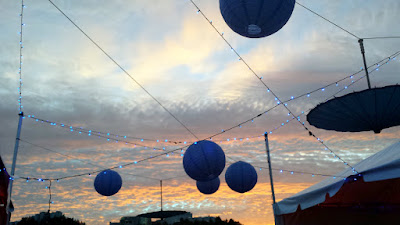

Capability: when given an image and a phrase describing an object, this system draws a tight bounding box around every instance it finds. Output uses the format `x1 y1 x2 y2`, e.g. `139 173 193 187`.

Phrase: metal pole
264 133 276 203
264 133 278 225
160 180 163 212
358 39 371 89
7 112 24 225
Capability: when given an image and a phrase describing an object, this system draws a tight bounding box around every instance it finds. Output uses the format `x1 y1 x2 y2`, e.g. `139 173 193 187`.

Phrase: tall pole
264 133 278 225
358 39 371 89
264 133 276 203
160 180 163 212
7 112 24 225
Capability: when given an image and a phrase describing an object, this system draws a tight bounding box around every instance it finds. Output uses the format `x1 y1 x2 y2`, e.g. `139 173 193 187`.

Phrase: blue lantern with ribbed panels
183 140 226 182
219 0 295 38
225 161 257 193
94 169 122 196
196 177 220 195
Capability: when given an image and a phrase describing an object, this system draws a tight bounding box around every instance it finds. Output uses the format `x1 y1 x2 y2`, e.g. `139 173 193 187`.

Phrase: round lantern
225 161 257 193
94 169 122 196
219 0 295 38
196 177 220 195
183 140 226 181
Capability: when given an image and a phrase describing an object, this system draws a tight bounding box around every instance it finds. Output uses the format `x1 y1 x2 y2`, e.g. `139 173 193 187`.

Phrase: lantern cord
295 1 359 39
19 139 160 181
47 0 199 141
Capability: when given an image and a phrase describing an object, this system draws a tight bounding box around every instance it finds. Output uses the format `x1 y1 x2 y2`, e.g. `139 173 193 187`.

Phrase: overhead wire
47 0 200 141
295 1 360 39
25 50 399 148
189 0 358 172
17 50 398 182
19 139 160 181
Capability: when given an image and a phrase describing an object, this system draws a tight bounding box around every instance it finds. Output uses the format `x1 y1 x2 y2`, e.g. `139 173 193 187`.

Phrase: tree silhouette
172 217 242 225
17 214 85 225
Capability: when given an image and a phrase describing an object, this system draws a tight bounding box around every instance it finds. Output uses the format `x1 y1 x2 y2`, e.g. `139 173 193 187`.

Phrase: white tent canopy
275 141 400 215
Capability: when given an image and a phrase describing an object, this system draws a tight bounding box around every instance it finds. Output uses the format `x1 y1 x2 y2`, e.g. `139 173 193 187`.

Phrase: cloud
1 0 400 225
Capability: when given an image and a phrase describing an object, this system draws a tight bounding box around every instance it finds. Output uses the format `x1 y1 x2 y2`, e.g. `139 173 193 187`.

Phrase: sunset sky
1 0 400 225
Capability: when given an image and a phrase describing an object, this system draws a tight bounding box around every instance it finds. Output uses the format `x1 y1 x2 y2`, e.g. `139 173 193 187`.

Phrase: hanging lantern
225 161 257 193
196 177 220 195
183 140 226 181
94 170 122 196
219 0 295 38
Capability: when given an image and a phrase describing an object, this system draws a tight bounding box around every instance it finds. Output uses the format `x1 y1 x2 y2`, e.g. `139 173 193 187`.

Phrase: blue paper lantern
225 161 257 193
196 177 220 195
219 0 295 38
183 140 226 181
94 170 122 196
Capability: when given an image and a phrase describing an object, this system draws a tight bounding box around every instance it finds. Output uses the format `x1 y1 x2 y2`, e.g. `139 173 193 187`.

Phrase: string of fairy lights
187 0 400 173
6 0 400 212
17 0 25 113
23 50 399 151
2 139 346 183
6 49 394 211
11 49 397 186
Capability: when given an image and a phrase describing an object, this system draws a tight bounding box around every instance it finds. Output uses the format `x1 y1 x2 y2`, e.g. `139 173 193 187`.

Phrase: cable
27 116 187 145
295 1 359 39
23 50 398 181
47 0 199 140
363 36 400 40
255 166 346 178
189 0 357 172
19 139 160 181
26 117 176 151
25 50 399 149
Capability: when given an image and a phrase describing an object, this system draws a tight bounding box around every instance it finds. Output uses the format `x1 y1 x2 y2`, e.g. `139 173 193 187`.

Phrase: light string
23 49 397 153
188 0 400 172
14 63 389 183
22 141 190 181
17 50 397 184
26 115 186 146
47 0 199 141
189 0 361 171
18 0 399 182
18 0 25 113
18 139 169 182
254 166 346 179
26 115 184 151
4 140 345 185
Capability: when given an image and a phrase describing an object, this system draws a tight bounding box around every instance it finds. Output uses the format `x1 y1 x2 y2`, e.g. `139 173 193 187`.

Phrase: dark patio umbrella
307 85 400 133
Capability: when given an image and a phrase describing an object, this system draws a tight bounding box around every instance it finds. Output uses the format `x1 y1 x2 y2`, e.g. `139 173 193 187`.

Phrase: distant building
111 211 220 225
120 216 151 225
33 211 63 222
192 216 216 223
11 211 65 224
162 212 192 225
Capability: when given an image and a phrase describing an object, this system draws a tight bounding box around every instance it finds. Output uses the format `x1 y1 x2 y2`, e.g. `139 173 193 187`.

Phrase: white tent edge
275 141 400 215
